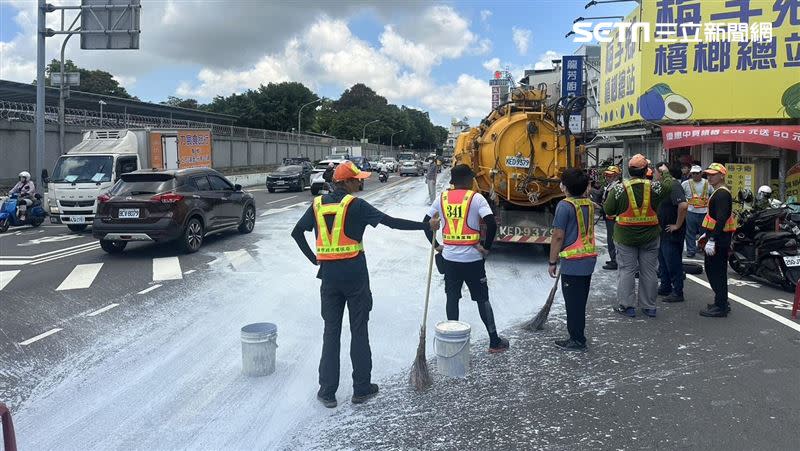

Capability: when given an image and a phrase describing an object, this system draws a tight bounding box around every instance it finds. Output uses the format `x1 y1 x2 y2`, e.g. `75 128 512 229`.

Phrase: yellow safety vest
313 194 364 260
616 179 659 226
688 180 709 208
702 186 736 233
441 189 481 245
558 198 597 260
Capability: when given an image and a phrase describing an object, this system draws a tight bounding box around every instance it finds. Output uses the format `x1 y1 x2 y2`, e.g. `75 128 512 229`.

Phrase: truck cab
47 130 142 232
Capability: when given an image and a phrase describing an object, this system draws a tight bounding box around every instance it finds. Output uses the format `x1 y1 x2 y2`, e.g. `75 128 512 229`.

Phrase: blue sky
0 0 635 127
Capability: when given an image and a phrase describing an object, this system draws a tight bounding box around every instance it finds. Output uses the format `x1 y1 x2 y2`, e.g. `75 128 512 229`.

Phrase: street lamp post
390 129 404 152
362 119 379 142
297 98 322 134
98 100 106 127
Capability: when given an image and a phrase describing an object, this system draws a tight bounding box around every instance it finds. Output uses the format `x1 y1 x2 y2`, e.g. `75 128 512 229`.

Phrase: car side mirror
234 184 242 192
41 169 50 184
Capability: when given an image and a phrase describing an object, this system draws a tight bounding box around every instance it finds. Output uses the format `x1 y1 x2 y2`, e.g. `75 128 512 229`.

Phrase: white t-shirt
428 191 493 263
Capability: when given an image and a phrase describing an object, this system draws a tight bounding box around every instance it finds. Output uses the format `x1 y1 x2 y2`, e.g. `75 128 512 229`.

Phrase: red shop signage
661 125 800 152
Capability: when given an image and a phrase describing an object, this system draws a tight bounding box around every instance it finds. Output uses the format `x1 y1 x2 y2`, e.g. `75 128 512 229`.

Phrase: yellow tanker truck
452 88 584 244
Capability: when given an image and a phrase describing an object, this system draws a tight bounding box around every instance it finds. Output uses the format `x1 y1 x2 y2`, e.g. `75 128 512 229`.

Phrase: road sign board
81 0 141 50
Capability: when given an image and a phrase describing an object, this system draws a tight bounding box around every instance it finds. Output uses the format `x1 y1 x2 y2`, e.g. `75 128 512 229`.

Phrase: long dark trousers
561 274 592 344
705 235 731 309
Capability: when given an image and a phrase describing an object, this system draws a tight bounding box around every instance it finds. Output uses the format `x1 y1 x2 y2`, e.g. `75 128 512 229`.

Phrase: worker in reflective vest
549 168 598 351
424 164 509 353
601 165 622 270
698 163 734 318
604 154 669 318
292 160 440 408
681 165 713 257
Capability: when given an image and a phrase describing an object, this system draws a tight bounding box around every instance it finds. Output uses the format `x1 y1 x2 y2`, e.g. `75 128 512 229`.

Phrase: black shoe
657 286 672 296
686 252 696 258
317 391 337 409
706 303 731 313
489 337 510 353
614 305 636 317
602 261 618 270
700 306 728 317
554 338 587 351
663 295 685 303
351 383 379 404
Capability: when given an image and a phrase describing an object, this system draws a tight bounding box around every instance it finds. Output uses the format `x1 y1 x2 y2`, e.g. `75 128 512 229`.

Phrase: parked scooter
0 193 46 233
728 191 800 291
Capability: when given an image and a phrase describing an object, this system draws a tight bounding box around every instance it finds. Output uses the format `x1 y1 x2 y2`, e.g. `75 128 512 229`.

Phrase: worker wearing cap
601 165 622 270
292 160 441 408
603 154 670 318
681 165 713 258
698 163 734 318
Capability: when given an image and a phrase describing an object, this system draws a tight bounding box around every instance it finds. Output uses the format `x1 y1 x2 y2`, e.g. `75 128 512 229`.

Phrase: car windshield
315 163 336 171
51 155 113 183
109 175 176 196
276 165 301 172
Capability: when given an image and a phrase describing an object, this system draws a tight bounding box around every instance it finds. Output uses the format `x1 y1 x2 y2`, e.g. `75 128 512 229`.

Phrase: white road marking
87 303 119 317
19 328 62 346
0 259 33 266
263 195 298 205
0 270 21 291
56 263 104 291
153 257 182 281
183 269 196 275
224 249 255 271
686 274 800 333
260 201 309 217
137 284 163 295
31 244 101 265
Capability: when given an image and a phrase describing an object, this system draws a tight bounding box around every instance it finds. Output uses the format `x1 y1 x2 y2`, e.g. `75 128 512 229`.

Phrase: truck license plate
783 256 800 267
118 208 139 219
506 156 531 168
70 216 85 224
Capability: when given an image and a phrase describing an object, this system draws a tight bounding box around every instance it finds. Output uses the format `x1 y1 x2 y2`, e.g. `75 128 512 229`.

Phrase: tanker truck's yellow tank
452 88 583 244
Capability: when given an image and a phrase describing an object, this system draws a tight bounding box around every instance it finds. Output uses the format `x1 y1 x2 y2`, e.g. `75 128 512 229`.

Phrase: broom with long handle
521 271 560 331
410 228 437 390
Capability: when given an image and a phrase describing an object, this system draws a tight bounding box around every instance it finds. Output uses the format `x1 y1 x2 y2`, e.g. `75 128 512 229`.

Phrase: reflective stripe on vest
558 198 598 260
314 194 364 260
688 180 709 208
441 189 481 245
616 179 659 226
702 186 736 233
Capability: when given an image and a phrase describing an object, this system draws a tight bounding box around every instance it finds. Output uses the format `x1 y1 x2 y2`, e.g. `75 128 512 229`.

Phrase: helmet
19 171 30 180
757 185 772 200
327 162 335 168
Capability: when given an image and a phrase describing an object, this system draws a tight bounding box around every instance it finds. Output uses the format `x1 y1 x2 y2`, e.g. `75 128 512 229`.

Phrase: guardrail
0 101 401 155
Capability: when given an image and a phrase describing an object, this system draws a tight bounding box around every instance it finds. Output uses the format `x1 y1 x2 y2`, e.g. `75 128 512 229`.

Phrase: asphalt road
0 172 418 407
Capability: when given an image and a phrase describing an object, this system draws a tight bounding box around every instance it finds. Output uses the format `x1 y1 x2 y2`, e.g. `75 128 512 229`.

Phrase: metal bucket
240 322 278 377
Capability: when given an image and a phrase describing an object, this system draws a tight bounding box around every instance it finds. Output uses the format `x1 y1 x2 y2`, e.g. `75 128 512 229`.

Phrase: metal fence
0 100 400 157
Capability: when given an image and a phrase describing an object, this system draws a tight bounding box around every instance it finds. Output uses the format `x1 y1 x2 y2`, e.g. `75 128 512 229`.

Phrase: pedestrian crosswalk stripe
0 270 21 291
153 256 182 281
224 249 255 271
56 263 104 291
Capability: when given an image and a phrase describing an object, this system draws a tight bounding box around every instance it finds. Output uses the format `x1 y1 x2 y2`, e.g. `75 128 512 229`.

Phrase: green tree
205 82 318 131
42 59 136 99
161 96 200 109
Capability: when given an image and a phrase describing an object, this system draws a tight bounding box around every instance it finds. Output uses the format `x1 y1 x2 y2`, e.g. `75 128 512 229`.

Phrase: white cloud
482 58 501 72
512 27 532 55
480 10 493 22
421 74 488 120
534 50 561 70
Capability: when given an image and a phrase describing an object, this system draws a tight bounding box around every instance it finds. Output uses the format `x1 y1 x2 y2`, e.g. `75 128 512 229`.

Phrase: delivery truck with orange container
44 128 213 231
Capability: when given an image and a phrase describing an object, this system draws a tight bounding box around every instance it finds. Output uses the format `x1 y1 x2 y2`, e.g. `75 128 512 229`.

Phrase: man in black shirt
698 163 734 317
292 160 440 408
655 162 688 303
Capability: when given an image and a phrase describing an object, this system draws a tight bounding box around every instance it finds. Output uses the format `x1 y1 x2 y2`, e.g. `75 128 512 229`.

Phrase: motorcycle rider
9 171 36 221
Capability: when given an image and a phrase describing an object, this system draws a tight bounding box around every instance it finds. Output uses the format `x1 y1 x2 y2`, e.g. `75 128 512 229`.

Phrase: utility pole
297 98 322 133
390 129 404 152
362 119 379 142
36 0 46 183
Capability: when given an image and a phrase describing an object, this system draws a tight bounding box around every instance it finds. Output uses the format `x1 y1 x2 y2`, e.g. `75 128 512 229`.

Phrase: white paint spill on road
183 270 196 275
224 249 255 271
0 270 21 291
137 284 163 295
56 263 104 291
19 328 62 346
264 195 297 205
152 257 182 281
87 303 119 317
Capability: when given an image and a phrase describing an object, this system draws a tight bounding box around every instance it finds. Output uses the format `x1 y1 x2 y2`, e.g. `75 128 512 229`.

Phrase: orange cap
333 160 371 181
704 162 728 176
628 153 648 169
604 165 621 175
